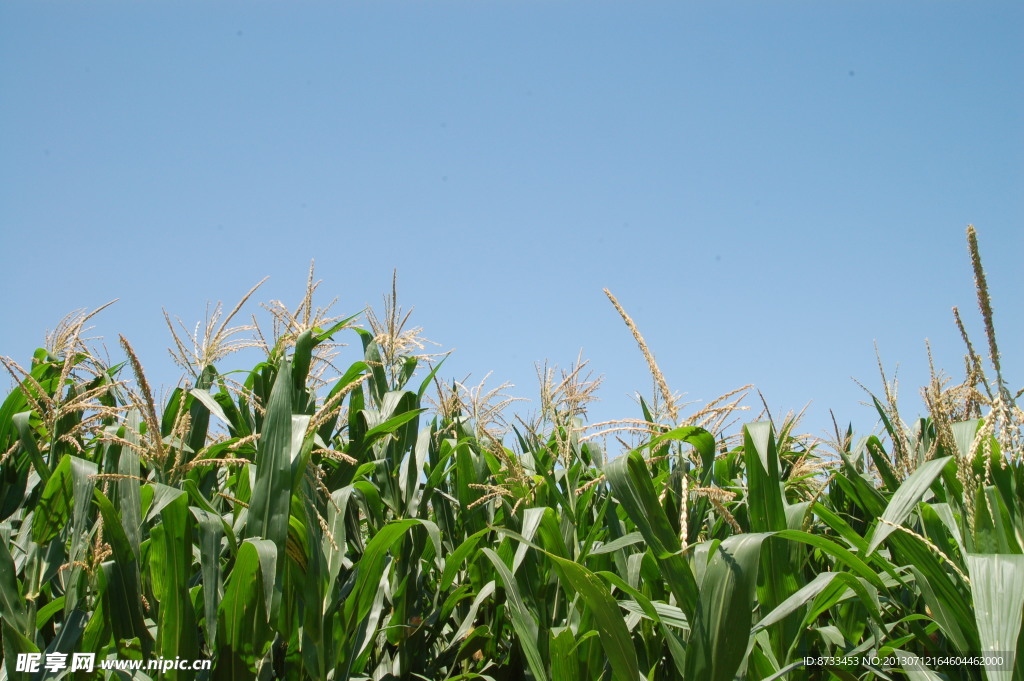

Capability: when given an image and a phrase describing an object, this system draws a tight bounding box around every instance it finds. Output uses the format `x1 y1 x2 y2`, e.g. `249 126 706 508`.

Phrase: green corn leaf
777 529 886 587
400 424 432 517
31 453 73 544
350 569 392 673
752 571 838 633
12 411 50 484
246 357 293 578
742 422 787 533
69 454 97 548
316 360 368 442
906 548 976 654
94 490 152 656
600 571 688 676
99 559 154 659
0 537 28 637
150 493 200 674
214 381 252 438
602 573 689 630
742 423 800 655
834 445 889 516
336 518 439 676
605 449 698 618
482 547 549 681
298 499 327 681
117 410 143 562
440 528 490 590
141 487 188 534
363 408 427 443
191 388 232 426
191 506 225 649
546 552 640 681
214 539 276 681
416 354 447 400
896 649 945 680
647 425 716 479
549 627 582 681
951 419 983 460
78 580 111 656
356 329 389 405
802 572 886 633
589 532 645 556
863 434 900 492
967 553 1024 681
34 596 65 630
866 456 952 556
345 519 440 626
972 484 1013 553
2 619 39 681
184 365 218 463
43 608 89 661
449 581 497 645
535 507 571 562
291 329 316 392
685 533 766 681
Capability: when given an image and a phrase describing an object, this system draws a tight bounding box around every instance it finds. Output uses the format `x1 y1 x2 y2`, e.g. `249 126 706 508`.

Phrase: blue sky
2 2 1021 442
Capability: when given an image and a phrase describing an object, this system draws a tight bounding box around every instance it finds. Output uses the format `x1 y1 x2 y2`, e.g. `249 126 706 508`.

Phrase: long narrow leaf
245 358 293 582
866 456 952 556
685 533 766 681
605 450 698 618
967 553 1024 681
547 552 639 681
482 547 549 681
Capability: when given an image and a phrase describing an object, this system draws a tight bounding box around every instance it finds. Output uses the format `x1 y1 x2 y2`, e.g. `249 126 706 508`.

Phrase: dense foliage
1 229 1021 681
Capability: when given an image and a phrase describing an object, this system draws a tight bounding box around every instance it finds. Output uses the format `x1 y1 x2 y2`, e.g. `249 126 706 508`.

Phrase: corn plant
0 228 1021 680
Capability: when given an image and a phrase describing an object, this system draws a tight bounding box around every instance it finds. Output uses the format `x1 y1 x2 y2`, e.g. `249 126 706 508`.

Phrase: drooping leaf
546 552 639 681
752 571 838 633
605 449 697 618
482 547 549 681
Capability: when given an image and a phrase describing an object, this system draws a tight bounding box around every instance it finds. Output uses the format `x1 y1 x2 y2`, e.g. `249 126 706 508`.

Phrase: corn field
1 227 1021 681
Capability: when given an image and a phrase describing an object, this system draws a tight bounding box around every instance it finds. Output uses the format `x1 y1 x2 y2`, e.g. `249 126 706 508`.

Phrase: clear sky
2 2 1021 443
